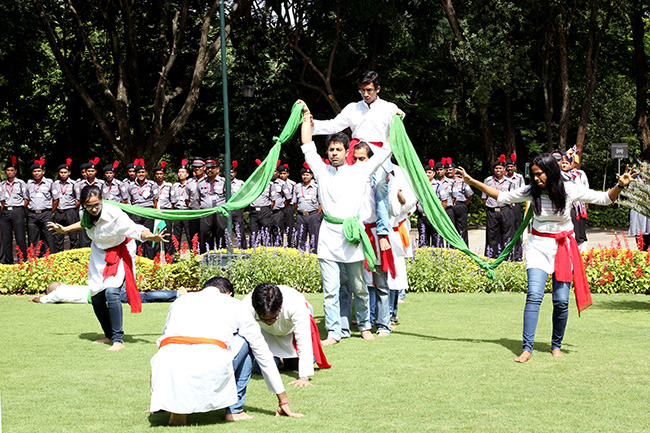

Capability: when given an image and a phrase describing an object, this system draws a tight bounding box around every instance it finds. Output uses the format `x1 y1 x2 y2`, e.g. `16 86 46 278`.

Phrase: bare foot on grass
93 337 112 344
551 349 564 358
377 331 390 337
514 351 532 363
360 330 375 341
225 412 254 422
321 338 339 346
168 413 187 425
178 287 188 297
107 342 125 351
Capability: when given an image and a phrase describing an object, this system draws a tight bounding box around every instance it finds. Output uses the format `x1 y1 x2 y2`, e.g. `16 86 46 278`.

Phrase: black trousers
417 212 437 247
295 211 322 252
27 210 55 257
282 205 295 247
199 213 226 252
451 202 470 246
270 209 285 246
571 207 588 245
511 203 523 261
172 218 191 252
128 213 156 259
485 207 514 259
53 208 80 252
249 207 273 246
0 207 26 263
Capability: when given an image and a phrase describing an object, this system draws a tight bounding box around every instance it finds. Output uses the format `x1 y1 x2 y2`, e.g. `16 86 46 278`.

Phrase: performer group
20 69 638 424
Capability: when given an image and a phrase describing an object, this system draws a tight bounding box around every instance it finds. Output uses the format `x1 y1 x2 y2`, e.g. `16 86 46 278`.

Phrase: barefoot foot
225 412 255 422
107 342 125 351
177 287 188 297
93 337 112 344
168 413 187 426
377 331 391 338
514 351 532 363
321 338 339 346
360 330 375 341
551 349 564 358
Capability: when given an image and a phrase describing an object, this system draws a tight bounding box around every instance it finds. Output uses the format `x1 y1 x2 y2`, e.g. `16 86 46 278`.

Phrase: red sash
346 139 384 165
364 223 396 277
102 238 141 313
531 228 592 316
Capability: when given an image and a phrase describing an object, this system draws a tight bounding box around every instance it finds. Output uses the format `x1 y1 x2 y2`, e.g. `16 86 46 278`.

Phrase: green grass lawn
1 292 649 433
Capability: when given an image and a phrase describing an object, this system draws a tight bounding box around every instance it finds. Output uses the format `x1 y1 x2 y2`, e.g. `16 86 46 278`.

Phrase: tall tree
32 0 251 168
629 0 650 160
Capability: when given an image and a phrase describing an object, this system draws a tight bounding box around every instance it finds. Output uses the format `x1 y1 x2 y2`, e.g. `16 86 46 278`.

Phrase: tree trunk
503 90 516 157
630 0 650 160
540 26 554 151
556 12 571 152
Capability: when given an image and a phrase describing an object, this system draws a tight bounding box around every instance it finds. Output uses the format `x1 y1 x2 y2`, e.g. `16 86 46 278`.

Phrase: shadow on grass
148 406 274 427
395 330 572 356
78 332 157 344
593 300 650 311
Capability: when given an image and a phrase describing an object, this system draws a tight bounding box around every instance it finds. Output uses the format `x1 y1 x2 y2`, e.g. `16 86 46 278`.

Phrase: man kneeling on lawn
242 283 331 387
149 277 303 425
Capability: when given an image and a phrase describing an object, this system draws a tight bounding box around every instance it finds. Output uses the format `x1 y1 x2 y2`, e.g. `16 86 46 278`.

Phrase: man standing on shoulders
25 158 59 256
127 159 159 259
53 159 79 252
0 156 27 263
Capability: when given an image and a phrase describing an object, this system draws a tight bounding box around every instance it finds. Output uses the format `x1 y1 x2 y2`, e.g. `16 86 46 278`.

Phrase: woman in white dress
458 153 636 363
49 185 167 351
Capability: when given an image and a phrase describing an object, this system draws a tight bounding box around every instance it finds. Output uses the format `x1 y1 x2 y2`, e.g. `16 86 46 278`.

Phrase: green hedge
1 244 648 296
585 204 630 228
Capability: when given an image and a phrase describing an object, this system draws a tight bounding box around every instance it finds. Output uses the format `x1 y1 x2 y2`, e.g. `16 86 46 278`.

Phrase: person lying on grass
29 282 186 304
149 276 304 425
457 155 636 363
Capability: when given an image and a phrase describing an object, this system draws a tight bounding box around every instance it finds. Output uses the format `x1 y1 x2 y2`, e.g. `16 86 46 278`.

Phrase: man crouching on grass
149 277 303 425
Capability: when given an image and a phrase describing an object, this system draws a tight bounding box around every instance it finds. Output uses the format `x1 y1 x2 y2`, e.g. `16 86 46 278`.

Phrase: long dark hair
530 153 566 215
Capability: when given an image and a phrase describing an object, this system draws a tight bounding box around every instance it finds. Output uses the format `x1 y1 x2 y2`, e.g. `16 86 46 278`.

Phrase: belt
253 206 270 211
57 208 75 212
272 208 283 213
29 209 52 214
301 210 318 216
5 206 13 210
487 207 506 212
159 336 227 350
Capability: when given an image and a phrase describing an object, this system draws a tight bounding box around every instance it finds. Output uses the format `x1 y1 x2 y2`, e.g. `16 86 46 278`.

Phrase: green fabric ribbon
103 102 305 221
322 213 376 273
389 115 532 279
80 205 101 229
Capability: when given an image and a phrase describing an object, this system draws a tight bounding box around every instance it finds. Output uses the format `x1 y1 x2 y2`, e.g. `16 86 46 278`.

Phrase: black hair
353 141 374 158
203 276 234 296
357 70 380 88
251 283 283 318
530 153 566 215
326 132 350 151
80 185 103 227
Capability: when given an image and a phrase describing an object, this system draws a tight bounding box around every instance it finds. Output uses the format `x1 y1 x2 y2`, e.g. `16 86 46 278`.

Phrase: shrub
585 204 630 227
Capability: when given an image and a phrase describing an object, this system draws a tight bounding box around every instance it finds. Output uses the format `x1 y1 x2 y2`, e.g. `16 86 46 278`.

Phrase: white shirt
301 141 392 262
39 284 90 304
242 285 314 378
497 183 612 273
157 288 285 395
312 96 398 143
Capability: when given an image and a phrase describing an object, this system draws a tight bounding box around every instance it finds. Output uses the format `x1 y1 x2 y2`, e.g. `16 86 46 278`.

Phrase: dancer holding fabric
458 154 636 363
48 185 167 351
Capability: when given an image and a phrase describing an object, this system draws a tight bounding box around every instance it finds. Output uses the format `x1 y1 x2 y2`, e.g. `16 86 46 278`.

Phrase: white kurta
39 284 91 304
497 183 612 274
242 285 315 378
301 141 392 263
312 97 398 143
85 202 146 295
149 288 285 414
387 167 417 291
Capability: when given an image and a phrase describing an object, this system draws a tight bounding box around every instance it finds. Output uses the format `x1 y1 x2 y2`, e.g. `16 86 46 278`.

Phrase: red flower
635 265 643 278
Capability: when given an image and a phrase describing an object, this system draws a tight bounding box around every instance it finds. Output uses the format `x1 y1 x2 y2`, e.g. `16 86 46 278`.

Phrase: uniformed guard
102 161 127 203
229 161 247 249
0 156 27 263
291 162 321 252
75 158 105 247
197 157 226 252
186 157 205 249
270 161 287 245
416 159 437 247
248 158 276 246
171 159 192 251
53 158 79 251
122 162 136 186
25 158 59 257
153 161 176 256
127 158 159 258
482 154 514 259
278 163 296 246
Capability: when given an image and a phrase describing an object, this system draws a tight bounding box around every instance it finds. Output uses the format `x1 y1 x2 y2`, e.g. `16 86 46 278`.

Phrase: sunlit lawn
1 292 649 432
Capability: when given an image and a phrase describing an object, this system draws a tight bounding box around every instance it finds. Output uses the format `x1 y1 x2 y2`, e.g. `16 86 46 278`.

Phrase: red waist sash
159 336 227 350
102 238 141 313
531 228 592 316
365 223 396 278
